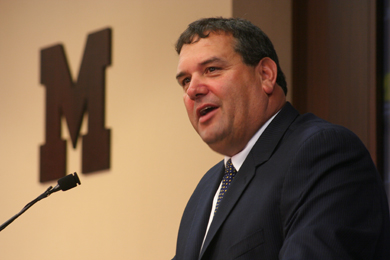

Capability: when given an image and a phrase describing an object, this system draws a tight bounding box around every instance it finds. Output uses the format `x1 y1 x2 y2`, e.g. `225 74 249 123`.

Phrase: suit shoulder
188 160 224 196
288 113 364 146
198 160 224 184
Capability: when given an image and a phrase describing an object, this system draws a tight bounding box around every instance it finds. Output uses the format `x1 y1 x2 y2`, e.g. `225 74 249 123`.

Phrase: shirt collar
224 111 279 171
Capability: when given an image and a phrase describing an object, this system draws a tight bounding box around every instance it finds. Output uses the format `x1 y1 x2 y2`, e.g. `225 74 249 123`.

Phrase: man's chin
199 131 220 144
200 134 227 153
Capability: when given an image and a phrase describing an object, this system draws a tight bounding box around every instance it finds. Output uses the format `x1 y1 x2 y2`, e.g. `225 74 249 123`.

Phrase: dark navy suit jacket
173 103 390 260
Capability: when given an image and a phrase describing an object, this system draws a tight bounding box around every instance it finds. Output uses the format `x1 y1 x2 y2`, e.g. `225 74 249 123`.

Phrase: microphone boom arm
0 186 54 232
0 172 80 232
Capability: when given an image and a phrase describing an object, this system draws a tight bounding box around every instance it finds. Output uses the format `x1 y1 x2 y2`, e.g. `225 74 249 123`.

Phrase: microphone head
57 172 81 191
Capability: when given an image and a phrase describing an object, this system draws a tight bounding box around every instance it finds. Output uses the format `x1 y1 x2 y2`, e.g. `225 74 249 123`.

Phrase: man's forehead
176 33 237 74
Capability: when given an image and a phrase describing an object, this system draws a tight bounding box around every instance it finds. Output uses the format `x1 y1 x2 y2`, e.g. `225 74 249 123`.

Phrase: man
173 17 390 260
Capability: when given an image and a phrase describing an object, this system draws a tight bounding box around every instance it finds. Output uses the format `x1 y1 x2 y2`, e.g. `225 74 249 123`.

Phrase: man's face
176 33 271 156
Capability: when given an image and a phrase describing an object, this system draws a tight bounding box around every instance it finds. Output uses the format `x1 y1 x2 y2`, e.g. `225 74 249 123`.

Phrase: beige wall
0 1 291 259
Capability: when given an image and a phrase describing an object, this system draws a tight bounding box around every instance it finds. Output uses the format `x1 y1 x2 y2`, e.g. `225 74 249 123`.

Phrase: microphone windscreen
57 172 81 191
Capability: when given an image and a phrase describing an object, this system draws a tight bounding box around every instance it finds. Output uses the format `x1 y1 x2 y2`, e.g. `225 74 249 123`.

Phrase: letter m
40 28 111 182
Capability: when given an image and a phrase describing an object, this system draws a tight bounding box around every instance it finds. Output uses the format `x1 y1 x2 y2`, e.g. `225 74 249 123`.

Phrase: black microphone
48 172 81 194
0 172 81 232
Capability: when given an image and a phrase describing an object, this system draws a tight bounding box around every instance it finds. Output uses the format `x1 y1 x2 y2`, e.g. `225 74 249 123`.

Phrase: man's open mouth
200 106 218 116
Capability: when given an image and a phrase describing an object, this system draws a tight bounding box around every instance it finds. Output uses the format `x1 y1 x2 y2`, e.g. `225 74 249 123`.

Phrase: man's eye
182 78 190 87
207 67 217 73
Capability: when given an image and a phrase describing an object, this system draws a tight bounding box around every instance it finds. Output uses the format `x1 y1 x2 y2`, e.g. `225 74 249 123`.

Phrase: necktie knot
214 159 237 215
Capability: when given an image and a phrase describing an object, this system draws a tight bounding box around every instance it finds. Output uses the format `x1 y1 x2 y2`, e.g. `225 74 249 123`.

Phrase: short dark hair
175 17 287 95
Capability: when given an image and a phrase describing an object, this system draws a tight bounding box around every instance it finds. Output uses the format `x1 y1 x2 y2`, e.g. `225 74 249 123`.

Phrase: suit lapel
183 162 225 260
249 102 299 165
200 155 257 259
199 103 299 259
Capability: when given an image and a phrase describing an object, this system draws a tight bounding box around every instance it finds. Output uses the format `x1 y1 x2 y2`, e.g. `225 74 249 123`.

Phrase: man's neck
225 110 280 171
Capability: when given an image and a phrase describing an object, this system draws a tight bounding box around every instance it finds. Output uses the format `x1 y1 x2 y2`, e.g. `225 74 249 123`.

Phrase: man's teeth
200 106 215 116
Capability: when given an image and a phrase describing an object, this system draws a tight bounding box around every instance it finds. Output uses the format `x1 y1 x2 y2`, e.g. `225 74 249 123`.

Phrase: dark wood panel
232 0 380 167
293 0 379 166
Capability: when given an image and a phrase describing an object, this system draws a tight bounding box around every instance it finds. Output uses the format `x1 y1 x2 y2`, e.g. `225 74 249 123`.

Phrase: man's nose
186 76 209 100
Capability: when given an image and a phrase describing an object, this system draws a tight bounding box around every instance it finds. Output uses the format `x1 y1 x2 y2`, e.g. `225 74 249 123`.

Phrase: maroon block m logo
40 28 112 182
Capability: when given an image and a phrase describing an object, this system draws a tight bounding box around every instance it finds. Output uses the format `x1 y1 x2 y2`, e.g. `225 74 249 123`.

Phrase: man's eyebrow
200 56 224 66
176 57 225 80
176 71 186 81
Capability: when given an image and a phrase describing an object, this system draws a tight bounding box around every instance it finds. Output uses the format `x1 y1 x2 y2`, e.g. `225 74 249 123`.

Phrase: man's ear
256 57 277 95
